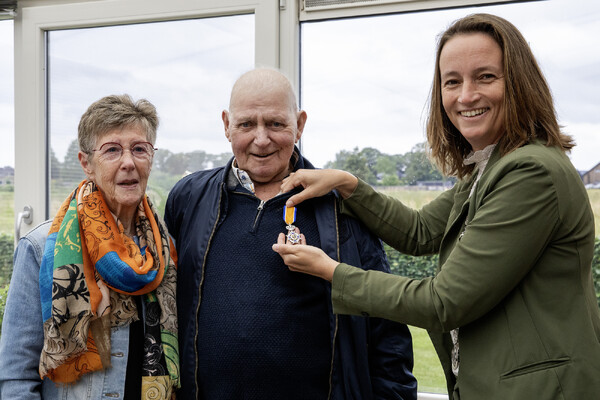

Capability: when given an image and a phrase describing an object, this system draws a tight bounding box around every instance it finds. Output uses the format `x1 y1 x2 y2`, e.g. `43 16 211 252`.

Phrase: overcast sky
301 0 600 170
0 21 13 169
1 0 599 172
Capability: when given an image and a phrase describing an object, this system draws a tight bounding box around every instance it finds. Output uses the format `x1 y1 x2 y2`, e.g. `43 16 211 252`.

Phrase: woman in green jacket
272 13 600 400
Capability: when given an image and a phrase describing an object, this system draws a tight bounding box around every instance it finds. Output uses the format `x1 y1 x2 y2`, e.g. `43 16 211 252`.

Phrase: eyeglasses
91 141 157 161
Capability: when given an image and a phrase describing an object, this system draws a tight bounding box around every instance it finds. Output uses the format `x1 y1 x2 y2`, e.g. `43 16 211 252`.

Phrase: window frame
299 0 533 21
13 0 281 229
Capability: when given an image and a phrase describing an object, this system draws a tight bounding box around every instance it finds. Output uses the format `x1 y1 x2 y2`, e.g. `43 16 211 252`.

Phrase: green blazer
332 141 600 399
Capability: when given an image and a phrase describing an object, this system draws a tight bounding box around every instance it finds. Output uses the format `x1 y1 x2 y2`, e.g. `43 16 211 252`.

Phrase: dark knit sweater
196 186 331 400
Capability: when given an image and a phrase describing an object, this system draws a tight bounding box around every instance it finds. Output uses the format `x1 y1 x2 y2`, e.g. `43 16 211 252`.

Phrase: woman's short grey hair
78 94 159 154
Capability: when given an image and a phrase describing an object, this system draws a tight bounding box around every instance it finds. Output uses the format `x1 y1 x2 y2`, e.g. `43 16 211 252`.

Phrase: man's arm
349 218 418 400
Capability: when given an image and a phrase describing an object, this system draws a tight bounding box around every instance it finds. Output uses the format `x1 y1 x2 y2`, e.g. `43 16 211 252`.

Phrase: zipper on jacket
234 191 266 231
327 197 341 400
253 199 265 230
327 316 339 400
194 183 224 397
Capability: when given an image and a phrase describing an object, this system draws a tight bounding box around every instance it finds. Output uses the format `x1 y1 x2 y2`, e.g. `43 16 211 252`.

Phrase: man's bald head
229 68 298 115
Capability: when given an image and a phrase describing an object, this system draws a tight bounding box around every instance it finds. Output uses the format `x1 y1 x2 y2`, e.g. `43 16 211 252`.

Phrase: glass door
0 19 14 332
13 0 278 235
48 15 255 217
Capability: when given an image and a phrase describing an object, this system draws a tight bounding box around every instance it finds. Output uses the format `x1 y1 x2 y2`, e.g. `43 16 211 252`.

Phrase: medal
283 206 301 244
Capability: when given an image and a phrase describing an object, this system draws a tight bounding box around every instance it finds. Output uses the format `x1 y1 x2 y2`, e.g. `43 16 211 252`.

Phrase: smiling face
78 125 152 221
440 32 506 151
223 75 306 186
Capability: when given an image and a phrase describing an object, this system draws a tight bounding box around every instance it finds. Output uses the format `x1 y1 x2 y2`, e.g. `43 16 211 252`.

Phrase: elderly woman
0 95 179 399
273 13 600 400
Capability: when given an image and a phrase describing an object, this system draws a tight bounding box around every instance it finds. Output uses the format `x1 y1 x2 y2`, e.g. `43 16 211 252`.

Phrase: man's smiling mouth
253 152 276 158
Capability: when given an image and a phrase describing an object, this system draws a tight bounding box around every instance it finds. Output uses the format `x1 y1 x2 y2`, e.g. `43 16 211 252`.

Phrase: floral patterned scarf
39 180 180 398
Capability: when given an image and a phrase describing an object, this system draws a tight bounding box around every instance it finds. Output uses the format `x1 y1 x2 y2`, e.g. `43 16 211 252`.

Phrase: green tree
61 139 86 186
324 148 353 170
50 148 62 180
153 148 173 171
345 151 377 184
187 150 209 172
375 153 406 185
325 147 377 184
147 170 185 216
209 152 233 168
381 174 401 186
358 147 381 177
375 156 398 177
163 153 189 175
325 144 448 186
401 142 443 185
154 149 232 174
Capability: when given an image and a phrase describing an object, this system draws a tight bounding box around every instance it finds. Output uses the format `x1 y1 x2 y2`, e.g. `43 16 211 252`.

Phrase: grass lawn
379 187 443 208
410 325 448 394
0 192 14 235
587 189 600 236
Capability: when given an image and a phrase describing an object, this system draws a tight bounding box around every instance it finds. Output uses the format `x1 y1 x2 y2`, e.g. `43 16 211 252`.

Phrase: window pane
0 19 15 298
48 15 254 216
301 0 600 394
301 0 599 173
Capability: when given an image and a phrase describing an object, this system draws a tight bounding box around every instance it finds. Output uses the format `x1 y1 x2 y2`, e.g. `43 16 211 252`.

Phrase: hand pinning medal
283 206 301 244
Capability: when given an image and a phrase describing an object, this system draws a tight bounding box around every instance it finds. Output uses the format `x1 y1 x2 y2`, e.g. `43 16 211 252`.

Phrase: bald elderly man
165 68 417 400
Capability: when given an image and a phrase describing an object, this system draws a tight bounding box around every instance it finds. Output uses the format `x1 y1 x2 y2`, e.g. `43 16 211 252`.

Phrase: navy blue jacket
164 150 417 400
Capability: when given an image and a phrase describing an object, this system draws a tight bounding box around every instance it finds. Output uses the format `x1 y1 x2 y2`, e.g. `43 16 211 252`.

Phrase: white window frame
13 0 282 231
299 0 531 20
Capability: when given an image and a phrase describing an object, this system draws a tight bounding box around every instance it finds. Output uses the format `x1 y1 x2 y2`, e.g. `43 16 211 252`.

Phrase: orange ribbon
283 206 296 225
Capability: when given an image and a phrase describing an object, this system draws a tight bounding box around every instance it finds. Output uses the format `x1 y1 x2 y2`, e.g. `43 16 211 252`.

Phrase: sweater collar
227 146 311 192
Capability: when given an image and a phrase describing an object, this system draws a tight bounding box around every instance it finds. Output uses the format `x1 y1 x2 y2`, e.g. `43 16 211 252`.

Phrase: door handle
15 205 33 241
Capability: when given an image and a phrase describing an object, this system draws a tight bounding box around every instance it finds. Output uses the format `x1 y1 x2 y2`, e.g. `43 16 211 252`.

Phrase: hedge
0 234 13 337
0 234 13 288
384 239 600 307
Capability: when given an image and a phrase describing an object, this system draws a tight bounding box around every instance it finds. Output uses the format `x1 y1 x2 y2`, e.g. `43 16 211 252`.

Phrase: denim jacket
0 221 132 399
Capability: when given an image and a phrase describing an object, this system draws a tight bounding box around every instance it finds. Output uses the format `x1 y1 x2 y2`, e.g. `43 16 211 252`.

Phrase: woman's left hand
272 233 338 282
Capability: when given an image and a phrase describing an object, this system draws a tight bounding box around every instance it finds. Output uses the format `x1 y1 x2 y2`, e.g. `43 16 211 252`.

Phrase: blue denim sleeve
0 221 51 399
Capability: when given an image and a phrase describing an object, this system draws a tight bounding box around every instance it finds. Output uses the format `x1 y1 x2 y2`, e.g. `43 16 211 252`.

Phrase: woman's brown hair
426 13 574 178
78 94 159 155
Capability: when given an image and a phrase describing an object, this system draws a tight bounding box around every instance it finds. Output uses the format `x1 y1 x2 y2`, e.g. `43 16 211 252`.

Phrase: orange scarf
39 180 179 396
